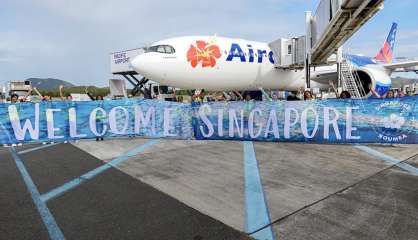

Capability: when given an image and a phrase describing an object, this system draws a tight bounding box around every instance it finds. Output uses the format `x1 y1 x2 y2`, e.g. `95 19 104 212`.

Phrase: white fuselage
131 36 330 91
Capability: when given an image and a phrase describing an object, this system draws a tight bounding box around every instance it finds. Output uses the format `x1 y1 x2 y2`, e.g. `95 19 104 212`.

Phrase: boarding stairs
340 59 366 99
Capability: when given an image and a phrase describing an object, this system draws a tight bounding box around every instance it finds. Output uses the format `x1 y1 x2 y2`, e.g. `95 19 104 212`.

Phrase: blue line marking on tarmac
243 141 276 240
41 139 159 202
18 143 59 155
355 145 418 176
9 147 65 240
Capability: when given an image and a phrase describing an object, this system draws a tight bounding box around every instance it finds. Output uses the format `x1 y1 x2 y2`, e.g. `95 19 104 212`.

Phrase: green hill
27 78 75 91
23 78 111 97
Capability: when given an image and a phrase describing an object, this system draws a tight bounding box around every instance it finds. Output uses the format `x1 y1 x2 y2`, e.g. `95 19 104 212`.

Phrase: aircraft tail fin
375 22 398 64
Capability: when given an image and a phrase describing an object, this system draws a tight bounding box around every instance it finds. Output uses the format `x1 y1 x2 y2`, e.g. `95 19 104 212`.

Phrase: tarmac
1 138 417 240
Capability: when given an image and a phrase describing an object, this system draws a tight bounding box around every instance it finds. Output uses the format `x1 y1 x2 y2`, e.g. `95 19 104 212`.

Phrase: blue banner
193 97 418 144
0 97 417 144
0 99 192 144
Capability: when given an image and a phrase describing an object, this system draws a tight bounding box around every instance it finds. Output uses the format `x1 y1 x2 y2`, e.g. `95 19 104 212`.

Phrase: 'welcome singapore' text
196 104 361 141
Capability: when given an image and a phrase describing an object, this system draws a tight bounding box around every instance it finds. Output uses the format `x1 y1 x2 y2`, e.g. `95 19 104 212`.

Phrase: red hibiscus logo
187 40 221 68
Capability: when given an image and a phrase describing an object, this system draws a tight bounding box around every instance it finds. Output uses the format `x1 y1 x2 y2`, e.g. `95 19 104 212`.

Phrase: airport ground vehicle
9 80 32 99
149 84 176 101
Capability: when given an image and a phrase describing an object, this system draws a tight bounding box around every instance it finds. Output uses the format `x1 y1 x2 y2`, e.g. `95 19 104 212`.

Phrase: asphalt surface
0 143 251 240
1 139 418 240
277 164 418 240
0 146 50 240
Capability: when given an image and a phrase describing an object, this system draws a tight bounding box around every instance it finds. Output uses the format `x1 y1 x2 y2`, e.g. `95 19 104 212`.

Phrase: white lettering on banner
229 109 244 138
46 109 64 139
8 103 40 141
69 108 86 138
248 108 262 138
264 109 280 138
217 109 224 137
346 107 360 140
163 108 176 137
194 104 362 141
134 106 156 135
284 108 299 139
199 105 214 137
89 108 107 136
301 107 319 138
2 101 377 143
109 106 129 135
324 107 341 140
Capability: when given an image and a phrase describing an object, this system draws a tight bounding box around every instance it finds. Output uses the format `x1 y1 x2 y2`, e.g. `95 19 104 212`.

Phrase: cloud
1 0 417 87
1 0 313 86
30 0 308 40
0 50 20 63
397 30 418 40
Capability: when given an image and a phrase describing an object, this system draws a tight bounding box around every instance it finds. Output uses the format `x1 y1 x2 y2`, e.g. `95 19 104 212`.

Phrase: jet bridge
269 0 384 70
310 0 384 65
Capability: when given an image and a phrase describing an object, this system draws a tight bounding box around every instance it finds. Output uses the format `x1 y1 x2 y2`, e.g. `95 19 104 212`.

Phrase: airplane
130 22 418 98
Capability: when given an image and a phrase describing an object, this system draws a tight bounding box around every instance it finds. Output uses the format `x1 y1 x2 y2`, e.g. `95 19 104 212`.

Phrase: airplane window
164 46 172 53
164 45 175 54
157 46 166 53
147 46 159 53
146 45 175 54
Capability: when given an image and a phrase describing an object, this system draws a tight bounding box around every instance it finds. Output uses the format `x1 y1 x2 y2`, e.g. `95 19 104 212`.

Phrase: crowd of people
188 85 417 103
2 82 417 105
1 85 105 104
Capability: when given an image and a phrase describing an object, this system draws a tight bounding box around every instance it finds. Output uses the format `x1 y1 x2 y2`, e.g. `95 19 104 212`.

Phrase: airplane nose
131 55 144 73
130 53 166 81
130 55 146 74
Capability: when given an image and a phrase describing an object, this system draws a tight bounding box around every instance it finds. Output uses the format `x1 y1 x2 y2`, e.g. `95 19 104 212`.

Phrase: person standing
303 90 314 100
10 94 19 103
59 85 73 101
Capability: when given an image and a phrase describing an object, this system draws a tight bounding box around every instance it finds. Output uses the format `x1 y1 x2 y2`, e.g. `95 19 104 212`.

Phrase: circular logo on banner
374 101 414 142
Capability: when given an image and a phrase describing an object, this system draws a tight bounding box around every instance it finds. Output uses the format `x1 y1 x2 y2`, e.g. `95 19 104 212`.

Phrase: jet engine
352 67 391 98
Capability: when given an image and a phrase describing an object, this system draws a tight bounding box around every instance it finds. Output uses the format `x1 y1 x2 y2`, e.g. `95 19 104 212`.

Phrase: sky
1 0 417 87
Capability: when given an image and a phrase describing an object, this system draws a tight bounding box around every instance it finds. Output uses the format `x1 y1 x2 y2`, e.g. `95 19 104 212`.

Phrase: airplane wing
383 60 418 71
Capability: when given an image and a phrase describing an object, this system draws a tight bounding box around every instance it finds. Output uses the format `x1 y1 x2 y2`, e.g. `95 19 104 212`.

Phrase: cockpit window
147 46 158 53
146 45 175 54
157 46 165 53
164 45 174 54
